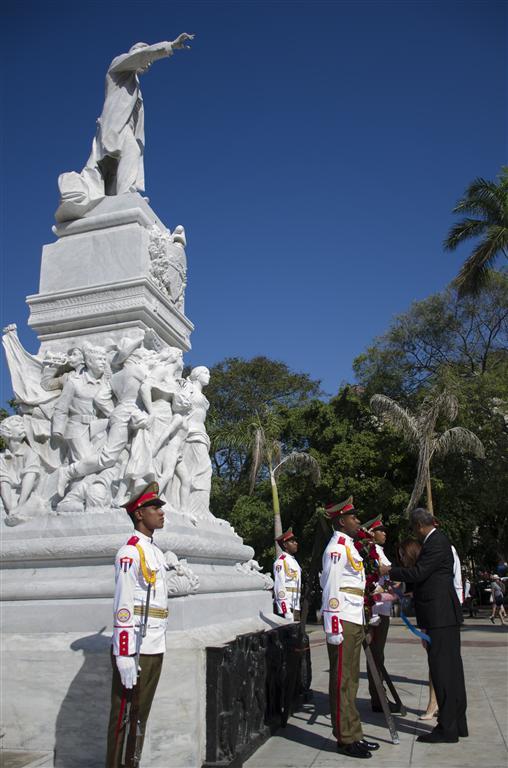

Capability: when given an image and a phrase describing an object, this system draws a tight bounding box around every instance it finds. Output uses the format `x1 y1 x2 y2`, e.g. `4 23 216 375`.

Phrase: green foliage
444 167 508 296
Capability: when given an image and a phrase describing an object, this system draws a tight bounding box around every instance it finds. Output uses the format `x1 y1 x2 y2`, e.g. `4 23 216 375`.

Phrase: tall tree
370 390 485 516
444 167 508 296
215 407 320 553
353 274 508 396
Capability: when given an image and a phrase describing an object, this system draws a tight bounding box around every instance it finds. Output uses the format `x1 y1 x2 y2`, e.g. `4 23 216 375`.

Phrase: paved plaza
1 612 506 768
246 612 508 768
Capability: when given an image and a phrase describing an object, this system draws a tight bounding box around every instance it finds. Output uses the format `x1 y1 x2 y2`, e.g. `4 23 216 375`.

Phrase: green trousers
327 620 364 745
105 652 163 768
367 615 390 707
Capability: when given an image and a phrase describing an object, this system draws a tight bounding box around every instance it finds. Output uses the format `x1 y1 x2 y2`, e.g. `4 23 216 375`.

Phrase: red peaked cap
324 496 355 520
368 520 386 532
276 528 296 544
123 482 165 515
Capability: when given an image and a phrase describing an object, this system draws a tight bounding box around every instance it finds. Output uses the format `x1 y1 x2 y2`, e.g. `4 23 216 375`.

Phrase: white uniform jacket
273 552 301 620
112 531 169 656
372 544 392 618
320 531 366 644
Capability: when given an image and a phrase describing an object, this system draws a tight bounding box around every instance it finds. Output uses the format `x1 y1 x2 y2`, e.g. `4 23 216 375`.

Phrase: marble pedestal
26 193 193 353
0 512 279 767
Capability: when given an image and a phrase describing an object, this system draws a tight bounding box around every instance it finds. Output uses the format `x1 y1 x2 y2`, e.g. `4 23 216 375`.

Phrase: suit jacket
390 529 463 629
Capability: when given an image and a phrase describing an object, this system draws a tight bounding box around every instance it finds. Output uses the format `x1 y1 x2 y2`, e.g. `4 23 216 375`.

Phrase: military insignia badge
116 608 131 623
329 598 339 610
330 551 341 563
275 564 282 572
120 556 133 573
278 590 286 598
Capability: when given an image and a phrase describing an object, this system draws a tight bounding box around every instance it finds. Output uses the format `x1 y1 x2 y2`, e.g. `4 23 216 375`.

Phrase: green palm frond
446 168 508 296
444 218 488 251
454 226 508 297
432 427 485 459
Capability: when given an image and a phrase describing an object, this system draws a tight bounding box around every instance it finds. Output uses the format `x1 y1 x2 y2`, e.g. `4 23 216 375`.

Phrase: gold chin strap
135 544 156 585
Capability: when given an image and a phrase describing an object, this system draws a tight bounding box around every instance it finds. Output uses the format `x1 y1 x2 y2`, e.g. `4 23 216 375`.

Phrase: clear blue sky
1 0 506 403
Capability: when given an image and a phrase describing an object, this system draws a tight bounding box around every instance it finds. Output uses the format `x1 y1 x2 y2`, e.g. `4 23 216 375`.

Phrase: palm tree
444 167 508 296
213 408 320 552
370 390 485 516
249 412 320 550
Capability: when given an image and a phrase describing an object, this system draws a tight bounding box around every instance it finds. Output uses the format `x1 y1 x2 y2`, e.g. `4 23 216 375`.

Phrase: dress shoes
417 730 458 744
360 739 380 751
337 741 372 758
372 701 401 714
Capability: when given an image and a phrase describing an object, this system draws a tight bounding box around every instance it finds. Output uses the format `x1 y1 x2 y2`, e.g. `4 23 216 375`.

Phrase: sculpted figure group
1 325 213 525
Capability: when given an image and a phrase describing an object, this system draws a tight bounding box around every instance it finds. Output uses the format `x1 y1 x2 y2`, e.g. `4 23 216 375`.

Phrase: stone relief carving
235 560 274 590
148 225 187 311
0 324 217 529
165 550 200 596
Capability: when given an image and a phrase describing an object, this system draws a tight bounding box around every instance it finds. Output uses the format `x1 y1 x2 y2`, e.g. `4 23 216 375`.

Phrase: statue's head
130 42 149 53
129 42 152 73
83 344 107 377
189 366 210 387
67 347 85 370
0 415 26 442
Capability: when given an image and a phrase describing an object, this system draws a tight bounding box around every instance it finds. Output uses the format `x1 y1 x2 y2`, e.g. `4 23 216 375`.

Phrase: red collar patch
127 535 140 546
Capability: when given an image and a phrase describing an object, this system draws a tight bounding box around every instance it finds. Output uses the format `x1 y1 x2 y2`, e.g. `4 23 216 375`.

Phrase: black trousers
427 625 467 738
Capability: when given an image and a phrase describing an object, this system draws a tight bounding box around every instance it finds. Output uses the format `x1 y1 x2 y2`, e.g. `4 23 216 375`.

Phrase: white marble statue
55 34 194 221
1 325 217 526
0 416 41 520
183 367 213 519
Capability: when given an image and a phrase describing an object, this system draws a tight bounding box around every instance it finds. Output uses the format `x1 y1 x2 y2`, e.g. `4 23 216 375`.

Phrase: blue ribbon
391 586 431 644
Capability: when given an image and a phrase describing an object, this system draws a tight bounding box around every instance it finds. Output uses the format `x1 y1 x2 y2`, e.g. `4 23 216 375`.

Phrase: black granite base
203 624 312 768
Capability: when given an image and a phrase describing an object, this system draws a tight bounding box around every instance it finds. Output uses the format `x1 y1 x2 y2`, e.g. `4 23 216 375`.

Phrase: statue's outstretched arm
110 34 194 74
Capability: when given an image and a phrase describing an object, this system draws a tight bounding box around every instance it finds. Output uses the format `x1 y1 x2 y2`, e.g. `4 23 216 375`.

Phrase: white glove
326 631 344 646
116 655 138 689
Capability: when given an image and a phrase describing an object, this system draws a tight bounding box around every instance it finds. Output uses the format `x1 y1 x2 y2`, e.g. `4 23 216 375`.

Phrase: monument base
0 510 284 767
1 615 293 768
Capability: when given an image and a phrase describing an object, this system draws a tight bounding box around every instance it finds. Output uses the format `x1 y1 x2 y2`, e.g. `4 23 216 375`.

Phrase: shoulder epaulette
280 554 286 560
337 536 346 545
127 535 140 546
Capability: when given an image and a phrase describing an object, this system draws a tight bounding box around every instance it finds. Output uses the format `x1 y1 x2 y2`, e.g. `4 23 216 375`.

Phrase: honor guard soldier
273 529 302 621
106 482 170 768
320 497 379 759
366 518 399 713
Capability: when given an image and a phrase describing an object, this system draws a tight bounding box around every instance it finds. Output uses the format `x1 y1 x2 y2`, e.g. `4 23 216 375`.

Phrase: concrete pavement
245 611 508 768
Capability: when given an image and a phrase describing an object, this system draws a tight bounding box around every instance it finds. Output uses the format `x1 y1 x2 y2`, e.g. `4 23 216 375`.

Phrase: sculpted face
0 415 26 442
85 348 107 377
68 348 85 370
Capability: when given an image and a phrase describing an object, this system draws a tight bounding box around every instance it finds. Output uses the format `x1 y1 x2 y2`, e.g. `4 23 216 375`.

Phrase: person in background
489 575 507 625
273 529 301 621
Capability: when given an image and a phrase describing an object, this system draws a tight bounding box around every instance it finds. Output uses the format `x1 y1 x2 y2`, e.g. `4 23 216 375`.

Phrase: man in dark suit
379 507 467 744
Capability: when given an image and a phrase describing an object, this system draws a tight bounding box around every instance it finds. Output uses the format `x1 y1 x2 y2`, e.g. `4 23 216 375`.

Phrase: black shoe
417 730 458 744
360 739 380 751
372 701 401 714
337 741 372 758
490 617 496 624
